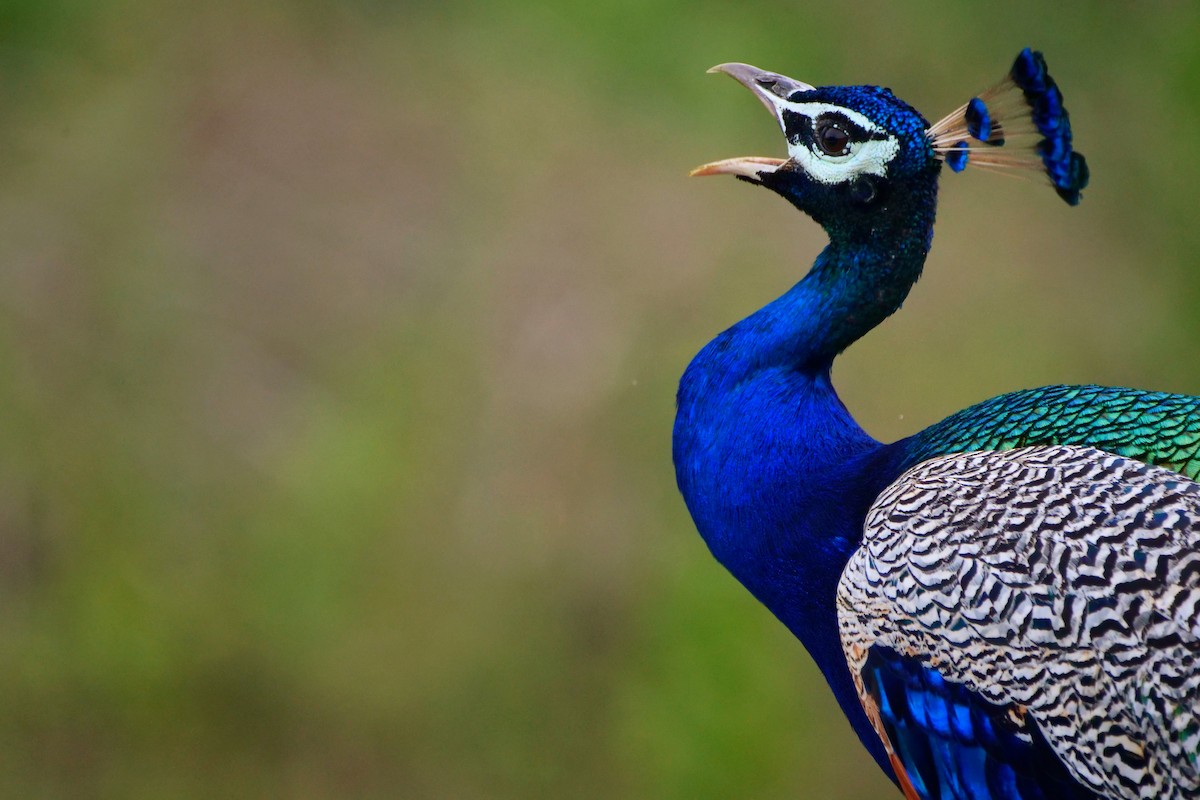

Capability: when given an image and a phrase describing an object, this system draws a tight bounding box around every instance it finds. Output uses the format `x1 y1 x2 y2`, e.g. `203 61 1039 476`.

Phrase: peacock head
694 49 1089 238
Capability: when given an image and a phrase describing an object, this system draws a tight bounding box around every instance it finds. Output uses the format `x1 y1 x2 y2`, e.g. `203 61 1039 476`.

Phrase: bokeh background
2 1 1200 797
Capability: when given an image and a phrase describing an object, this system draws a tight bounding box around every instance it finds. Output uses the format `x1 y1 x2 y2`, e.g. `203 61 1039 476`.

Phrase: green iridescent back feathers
902 385 1200 480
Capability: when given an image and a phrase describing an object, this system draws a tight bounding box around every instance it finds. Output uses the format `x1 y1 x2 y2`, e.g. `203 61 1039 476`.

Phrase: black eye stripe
781 109 890 146
781 110 813 146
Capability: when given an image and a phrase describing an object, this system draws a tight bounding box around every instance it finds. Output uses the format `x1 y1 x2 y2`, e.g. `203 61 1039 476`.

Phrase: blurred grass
0 1 1198 797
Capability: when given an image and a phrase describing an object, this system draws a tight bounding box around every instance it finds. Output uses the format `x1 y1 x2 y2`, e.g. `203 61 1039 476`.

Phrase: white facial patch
765 98 900 186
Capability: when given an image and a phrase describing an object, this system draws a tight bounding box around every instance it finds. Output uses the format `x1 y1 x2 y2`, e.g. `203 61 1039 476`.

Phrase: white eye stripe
787 137 899 185
773 101 886 137
763 97 900 186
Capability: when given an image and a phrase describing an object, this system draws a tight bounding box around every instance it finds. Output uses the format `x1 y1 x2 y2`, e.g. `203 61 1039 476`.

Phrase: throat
686 216 934 384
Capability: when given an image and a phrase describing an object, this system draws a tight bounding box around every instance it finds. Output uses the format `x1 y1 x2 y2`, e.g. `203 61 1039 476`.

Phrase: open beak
691 62 815 181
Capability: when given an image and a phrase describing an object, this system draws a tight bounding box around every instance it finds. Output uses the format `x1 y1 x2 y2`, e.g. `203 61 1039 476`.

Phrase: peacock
674 49 1200 799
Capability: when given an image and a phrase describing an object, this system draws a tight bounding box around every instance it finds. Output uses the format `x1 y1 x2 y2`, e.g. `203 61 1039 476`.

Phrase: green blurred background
2 1 1200 797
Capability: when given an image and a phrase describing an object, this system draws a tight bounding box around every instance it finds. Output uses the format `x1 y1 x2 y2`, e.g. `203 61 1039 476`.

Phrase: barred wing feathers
837 445 1200 799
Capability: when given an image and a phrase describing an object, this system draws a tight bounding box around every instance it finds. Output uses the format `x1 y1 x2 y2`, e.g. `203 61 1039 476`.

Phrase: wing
838 445 1200 800
896 385 1200 480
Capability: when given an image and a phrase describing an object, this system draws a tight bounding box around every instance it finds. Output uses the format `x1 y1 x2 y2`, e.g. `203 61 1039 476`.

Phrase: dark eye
815 120 851 156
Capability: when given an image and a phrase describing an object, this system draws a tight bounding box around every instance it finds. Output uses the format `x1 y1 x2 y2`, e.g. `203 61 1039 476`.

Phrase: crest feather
928 48 1089 205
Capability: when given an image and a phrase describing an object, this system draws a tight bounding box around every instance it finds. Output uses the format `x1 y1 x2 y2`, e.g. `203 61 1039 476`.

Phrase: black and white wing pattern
837 445 1200 800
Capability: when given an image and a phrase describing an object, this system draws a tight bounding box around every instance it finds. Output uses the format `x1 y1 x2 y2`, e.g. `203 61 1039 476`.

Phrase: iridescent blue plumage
864 648 1102 800
965 98 994 143
946 141 969 172
1011 49 1090 205
679 51 1199 800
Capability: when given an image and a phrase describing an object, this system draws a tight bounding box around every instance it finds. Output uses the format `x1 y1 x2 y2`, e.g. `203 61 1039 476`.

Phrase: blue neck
672 192 936 779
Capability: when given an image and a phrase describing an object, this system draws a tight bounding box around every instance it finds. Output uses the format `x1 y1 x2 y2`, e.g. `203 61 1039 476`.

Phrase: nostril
754 76 791 101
